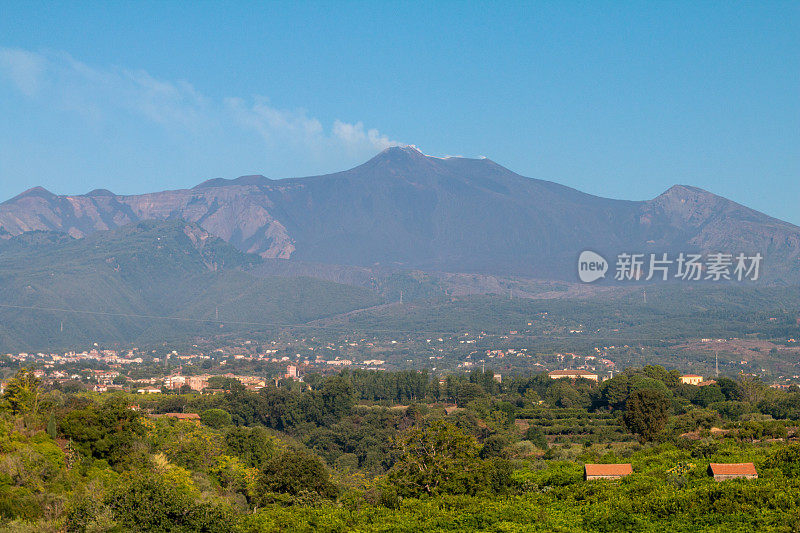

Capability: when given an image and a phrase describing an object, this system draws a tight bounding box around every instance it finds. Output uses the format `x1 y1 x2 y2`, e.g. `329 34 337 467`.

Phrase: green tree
200 408 232 428
641 365 680 388
389 420 503 496
524 425 549 449
318 375 355 422
46 413 57 439
598 373 632 410
2 368 41 416
455 382 486 407
623 389 670 442
256 450 337 502
764 443 800 478
104 471 234 532
716 377 740 400
546 380 589 408
208 376 245 391
225 427 276 468
692 385 726 407
737 375 767 405
59 397 145 465
479 434 510 459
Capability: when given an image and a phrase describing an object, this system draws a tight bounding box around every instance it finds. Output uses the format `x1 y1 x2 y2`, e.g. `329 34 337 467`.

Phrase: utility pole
715 352 719 377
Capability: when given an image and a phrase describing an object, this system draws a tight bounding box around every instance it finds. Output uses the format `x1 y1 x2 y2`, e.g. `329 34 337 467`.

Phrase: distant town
5 328 799 395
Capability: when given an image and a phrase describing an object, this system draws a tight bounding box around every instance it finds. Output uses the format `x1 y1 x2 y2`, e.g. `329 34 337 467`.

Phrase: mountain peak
395 144 424 154
654 184 721 206
373 144 497 165
359 144 438 172
375 144 428 158
662 184 709 196
193 175 271 189
7 186 56 203
364 144 492 168
86 188 115 197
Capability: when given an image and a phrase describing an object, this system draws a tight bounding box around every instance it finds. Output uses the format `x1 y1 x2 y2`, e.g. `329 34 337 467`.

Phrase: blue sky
1 1 798 224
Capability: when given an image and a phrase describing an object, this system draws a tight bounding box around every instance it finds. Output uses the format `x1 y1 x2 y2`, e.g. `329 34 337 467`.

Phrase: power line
0 302 687 342
0 302 478 336
0 303 374 330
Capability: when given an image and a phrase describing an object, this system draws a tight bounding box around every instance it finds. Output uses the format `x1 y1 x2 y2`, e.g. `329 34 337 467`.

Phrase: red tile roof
584 463 633 477
708 463 757 476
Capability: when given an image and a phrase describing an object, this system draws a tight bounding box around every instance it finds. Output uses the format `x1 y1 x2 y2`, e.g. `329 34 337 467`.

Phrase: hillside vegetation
0 221 382 352
343 284 800 341
0 366 798 531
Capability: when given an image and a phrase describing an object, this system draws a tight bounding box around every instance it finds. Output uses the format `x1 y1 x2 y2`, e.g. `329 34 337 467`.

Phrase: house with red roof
708 463 757 481
584 463 633 480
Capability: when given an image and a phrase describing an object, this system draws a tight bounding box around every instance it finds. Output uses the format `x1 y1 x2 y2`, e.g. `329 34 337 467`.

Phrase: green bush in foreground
0 366 799 532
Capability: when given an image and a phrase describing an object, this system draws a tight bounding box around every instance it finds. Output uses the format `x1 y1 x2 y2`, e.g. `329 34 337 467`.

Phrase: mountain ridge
2 146 798 281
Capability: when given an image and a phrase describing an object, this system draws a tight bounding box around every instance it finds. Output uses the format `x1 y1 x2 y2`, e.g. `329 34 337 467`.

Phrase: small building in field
708 463 757 481
680 374 704 385
584 463 633 480
549 370 599 382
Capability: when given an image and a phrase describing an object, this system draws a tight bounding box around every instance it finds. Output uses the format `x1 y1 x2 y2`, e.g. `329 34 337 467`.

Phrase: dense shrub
256 450 338 503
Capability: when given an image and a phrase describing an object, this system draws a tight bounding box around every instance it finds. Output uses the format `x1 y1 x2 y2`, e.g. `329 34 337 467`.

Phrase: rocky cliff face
0 181 296 258
2 146 799 281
